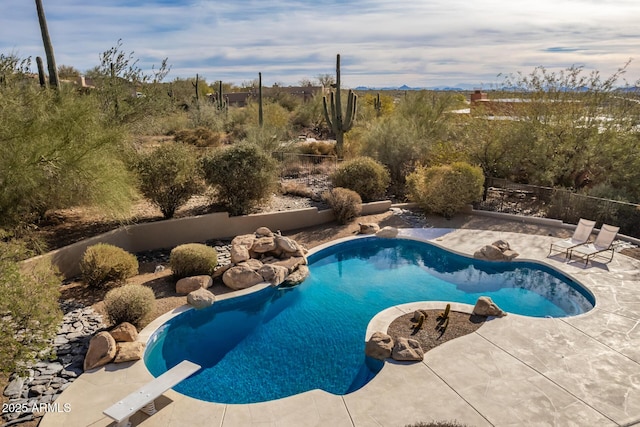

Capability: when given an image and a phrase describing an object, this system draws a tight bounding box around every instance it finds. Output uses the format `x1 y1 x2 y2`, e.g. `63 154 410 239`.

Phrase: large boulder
242 258 264 271
222 229 309 291
231 234 256 250
473 240 519 261
212 263 232 279
252 236 277 253
255 226 274 237
376 226 399 238
114 342 145 363
84 332 117 371
176 275 212 295
391 337 424 362
473 296 507 318
270 256 306 273
359 223 381 234
275 235 299 254
223 264 264 290
109 322 138 343
230 244 250 264
281 265 309 287
365 332 394 360
258 264 289 286
187 287 216 309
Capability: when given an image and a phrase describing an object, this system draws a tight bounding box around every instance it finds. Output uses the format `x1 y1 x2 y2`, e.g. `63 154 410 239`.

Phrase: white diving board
103 360 201 427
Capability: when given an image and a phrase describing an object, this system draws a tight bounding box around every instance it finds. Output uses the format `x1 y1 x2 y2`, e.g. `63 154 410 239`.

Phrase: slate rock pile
2 301 105 424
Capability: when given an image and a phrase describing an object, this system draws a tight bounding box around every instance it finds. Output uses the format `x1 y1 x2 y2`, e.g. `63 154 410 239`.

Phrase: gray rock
39 362 63 376
29 385 47 397
3 377 24 398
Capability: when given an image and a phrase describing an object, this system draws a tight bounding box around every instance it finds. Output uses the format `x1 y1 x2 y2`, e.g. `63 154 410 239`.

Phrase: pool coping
40 227 640 427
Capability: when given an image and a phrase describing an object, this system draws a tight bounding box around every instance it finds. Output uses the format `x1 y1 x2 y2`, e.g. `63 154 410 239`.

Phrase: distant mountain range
354 83 480 91
353 84 639 92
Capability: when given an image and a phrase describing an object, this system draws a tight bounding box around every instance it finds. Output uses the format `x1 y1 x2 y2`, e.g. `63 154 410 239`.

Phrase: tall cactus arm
343 90 357 132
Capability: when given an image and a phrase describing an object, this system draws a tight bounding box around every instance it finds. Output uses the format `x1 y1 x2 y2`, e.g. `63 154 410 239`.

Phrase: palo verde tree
491 63 640 192
0 55 136 228
91 39 170 124
323 54 357 158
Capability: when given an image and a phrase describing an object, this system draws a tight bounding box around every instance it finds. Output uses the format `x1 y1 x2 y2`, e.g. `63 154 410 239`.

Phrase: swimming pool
144 236 594 404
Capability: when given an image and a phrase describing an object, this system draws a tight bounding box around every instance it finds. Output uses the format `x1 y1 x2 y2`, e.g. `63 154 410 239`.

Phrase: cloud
2 0 639 87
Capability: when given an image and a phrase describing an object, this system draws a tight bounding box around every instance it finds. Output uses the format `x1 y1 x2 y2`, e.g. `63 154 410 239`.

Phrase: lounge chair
548 218 596 258
568 223 620 265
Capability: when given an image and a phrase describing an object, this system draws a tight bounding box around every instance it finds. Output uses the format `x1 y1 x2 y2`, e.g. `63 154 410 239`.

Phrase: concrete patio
40 225 640 427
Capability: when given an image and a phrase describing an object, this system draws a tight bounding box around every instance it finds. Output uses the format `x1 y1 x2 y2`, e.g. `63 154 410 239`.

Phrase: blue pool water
144 237 594 404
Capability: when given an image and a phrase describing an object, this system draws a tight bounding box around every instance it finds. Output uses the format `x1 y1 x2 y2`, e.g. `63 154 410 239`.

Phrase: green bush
136 143 205 218
80 243 139 288
202 143 278 215
406 162 484 218
103 284 155 327
0 242 62 373
323 187 362 224
331 156 390 202
170 243 218 279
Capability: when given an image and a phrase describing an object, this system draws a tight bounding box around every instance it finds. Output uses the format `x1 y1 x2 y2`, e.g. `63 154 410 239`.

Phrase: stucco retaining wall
24 201 392 278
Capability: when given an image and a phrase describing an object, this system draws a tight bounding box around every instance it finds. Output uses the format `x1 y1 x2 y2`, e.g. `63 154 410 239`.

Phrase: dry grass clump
80 243 139 288
173 127 222 147
322 187 362 224
104 284 155 327
280 181 315 199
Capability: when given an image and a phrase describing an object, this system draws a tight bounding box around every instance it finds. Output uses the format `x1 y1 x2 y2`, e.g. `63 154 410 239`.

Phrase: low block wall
25 201 393 279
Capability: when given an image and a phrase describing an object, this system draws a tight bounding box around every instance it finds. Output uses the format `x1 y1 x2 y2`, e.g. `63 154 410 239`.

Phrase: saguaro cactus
258 72 263 127
216 80 227 112
374 92 382 116
322 54 357 158
36 56 46 88
192 73 200 104
35 0 59 88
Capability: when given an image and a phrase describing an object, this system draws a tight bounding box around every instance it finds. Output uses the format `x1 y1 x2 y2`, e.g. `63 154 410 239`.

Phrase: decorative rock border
2 301 105 424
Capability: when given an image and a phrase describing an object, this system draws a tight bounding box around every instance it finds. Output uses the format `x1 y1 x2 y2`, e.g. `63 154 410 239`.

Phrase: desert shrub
363 116 427 192
103 284 155 327
280 182 315 199
322 187 362 224
202 143 278 215
331 156 390 202
173 127 222 147
169 243 218 279
136 143 205 218
224 107 251 141
297 141 336 157
407 162 484 218
80 243 139 288
290 94 326 131
0 242 62 373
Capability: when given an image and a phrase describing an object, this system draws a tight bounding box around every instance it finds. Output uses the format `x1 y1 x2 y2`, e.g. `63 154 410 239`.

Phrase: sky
2 0 640 89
